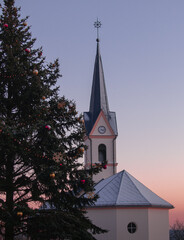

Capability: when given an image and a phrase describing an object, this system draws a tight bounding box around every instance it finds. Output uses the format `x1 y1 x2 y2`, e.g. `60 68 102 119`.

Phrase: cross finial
94 19 102 42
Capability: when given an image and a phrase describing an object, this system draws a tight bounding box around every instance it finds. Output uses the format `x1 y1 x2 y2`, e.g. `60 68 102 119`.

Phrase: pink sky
16 0 184 226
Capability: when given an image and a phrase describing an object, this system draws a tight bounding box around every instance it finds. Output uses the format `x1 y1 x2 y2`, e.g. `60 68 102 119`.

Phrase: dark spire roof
89 40 109 123
84 40 118 136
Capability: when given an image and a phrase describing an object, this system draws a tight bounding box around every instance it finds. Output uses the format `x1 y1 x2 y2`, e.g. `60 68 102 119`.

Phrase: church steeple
84 37 117 136
89 40 110 127
83 22 118 182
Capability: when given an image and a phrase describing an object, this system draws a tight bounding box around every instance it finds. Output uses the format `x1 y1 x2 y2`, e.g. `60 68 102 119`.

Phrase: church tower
83 25 118 182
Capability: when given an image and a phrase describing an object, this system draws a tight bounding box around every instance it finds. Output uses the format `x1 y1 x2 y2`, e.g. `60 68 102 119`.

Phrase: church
83 29 173 240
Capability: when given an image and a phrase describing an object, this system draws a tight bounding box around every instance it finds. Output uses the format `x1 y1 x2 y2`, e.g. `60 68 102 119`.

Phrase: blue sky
4 0 184 223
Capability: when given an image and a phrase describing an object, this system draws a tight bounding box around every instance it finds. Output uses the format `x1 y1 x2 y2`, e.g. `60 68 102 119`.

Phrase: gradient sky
4 0 184 225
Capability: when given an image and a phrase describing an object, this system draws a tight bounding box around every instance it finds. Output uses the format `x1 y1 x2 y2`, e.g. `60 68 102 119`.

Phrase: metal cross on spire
94 19 102 41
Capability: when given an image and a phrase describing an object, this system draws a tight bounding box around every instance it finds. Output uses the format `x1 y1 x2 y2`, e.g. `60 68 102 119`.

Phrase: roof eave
86 204 174 209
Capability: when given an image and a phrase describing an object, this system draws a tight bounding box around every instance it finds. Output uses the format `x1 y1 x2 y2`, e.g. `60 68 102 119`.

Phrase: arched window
98 144 106 163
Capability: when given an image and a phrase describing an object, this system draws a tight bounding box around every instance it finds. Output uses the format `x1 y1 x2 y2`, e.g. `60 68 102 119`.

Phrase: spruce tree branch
14 163 33 176
14 190 31 203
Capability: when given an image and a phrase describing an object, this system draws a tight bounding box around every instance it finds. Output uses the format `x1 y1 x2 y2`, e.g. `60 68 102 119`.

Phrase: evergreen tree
0 1 107 239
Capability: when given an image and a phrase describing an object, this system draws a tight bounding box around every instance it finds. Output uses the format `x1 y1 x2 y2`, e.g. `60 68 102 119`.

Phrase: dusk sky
7 0 184 225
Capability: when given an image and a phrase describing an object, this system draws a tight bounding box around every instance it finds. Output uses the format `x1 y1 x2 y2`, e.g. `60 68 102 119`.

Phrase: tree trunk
5 156 14 240
5 221 14 240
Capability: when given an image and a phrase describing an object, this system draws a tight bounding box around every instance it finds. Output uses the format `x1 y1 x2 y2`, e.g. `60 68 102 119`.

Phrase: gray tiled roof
86 170 173 208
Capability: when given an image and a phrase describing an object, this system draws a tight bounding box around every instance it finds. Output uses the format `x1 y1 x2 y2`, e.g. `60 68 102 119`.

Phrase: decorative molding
84 163 118 168
89 135 115 139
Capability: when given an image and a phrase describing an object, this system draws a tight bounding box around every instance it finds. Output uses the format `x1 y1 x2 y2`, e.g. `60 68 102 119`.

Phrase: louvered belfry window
98 144 106 162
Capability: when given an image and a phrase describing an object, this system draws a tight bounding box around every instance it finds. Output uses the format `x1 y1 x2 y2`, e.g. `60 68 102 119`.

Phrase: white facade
87 207 170 240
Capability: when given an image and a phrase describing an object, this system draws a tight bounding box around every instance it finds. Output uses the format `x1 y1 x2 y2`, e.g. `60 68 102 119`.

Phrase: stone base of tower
92 163 118 183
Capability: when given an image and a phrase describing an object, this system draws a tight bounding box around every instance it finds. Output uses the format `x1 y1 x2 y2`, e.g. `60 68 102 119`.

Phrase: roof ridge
95 172 121 196
125 171 150 205
115 170 125 204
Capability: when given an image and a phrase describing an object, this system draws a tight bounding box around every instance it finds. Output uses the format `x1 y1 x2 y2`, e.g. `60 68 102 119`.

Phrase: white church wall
84 138 90 167
84 135 116 182
87 207 170 240
93 167 113 183
114 139 117 173
92 138 113 182
86 208 117 240
91 137 114 182
148 208 169 240
91 138 114 164
87 208 150 240
116 208 149 240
